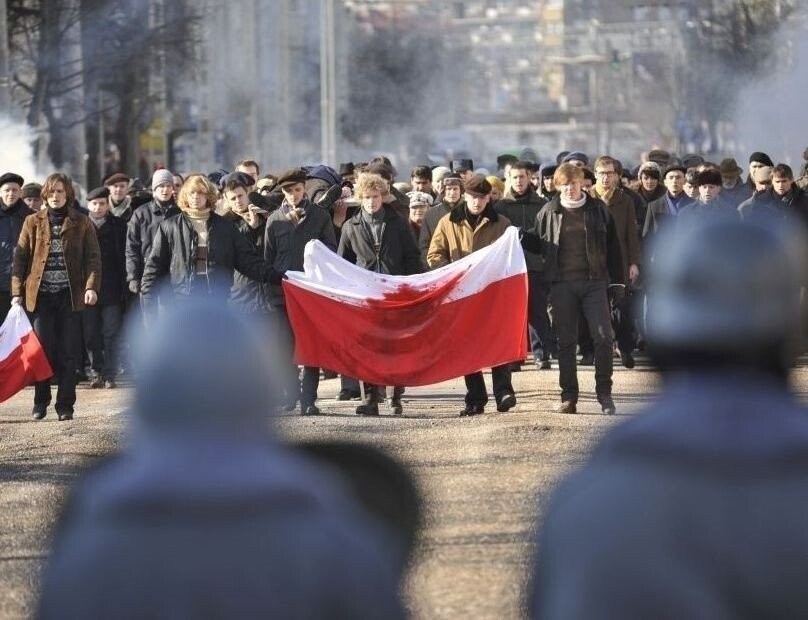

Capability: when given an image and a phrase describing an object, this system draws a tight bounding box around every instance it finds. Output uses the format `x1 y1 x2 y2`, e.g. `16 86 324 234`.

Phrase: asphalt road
1 358 663 619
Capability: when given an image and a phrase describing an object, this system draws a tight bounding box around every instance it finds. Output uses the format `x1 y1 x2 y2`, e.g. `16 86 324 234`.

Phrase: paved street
1 358 673 618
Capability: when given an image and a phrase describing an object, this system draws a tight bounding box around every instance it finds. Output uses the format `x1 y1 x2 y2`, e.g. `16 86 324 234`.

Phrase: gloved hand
268 269 287 285
10 296 21 306
128 280 140 294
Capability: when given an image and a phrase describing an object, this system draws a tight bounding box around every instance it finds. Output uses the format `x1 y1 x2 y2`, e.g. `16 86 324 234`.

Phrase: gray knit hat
151 169 174 190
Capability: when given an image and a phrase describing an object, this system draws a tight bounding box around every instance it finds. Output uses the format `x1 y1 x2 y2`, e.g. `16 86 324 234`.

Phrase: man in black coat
0 172 30 324
642 164 695 241
83 187 127 388
264 168 338 416
418 174 464 262
338 172 425 416
739 163 808 230
531 215 808 619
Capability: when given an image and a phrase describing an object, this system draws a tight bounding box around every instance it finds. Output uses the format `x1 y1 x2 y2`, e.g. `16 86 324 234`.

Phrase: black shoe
302 404 320 416
510 363 523 372
599 397 616 415
322 370 338 380
539 359 552 370
32 405 47 420
580 353 594 366
89 376 104 389
337 389 361 401
388 398 403 416
497 393 517 412
459 404 485 417
557 401 577 414
57 410 74 421
356 403 379 416
620 352 635 369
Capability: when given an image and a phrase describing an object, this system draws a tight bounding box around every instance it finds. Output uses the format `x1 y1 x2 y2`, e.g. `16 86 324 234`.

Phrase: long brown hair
41 173 76 206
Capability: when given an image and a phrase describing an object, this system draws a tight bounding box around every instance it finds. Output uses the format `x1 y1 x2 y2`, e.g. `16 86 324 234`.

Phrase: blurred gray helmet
646 213 807 357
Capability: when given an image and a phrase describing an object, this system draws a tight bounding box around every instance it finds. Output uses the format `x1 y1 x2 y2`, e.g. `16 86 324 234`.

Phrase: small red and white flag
0 305 53 403
283 226 528 386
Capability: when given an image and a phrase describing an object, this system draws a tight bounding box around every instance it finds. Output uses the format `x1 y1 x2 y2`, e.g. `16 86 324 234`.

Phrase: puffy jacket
126 199 179 285
141 212 269 303
337 206 425 275
493 187 546 272
264 200 337 308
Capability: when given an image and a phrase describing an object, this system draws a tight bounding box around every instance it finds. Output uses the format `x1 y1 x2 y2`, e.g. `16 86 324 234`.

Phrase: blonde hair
177 174 218 211
486 175 505 194
553 163 585 186
353 172 389 200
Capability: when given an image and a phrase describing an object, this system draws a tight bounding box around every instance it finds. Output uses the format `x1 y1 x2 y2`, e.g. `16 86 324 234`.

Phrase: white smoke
0 117 51 184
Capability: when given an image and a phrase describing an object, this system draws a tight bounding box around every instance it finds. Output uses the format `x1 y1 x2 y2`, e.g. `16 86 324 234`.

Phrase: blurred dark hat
365 162 394 181
681 153 704 169
496 154 518 169
464 174 492 197
697 169 723 186
562 151 589 165
127 178 146 194
647 149 671 166
519 147 539 163
276 168 308 188
0 172 24 188
664 164 688 177
719 158 743 176
206 169 229 189
450 158 474 173
749 151 774 167
221 171 254 189
103 172 130 186
86 186 110 201
539 163 558 178
441 173 464 187
556 151 570 165
338 162 355 176
21 182 42 199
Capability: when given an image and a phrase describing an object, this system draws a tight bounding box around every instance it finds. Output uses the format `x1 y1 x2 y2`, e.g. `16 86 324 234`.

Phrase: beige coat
427 203 511 269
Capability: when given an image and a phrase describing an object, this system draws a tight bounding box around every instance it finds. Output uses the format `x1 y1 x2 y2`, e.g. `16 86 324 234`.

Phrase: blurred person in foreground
530 214 808 618
1 172 29 323
38 299 406 619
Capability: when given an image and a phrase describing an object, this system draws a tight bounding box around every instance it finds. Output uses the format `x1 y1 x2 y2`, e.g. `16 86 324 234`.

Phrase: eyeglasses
595 171 616 177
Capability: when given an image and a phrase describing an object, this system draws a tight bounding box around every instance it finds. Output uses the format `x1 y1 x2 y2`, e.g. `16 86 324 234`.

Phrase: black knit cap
0 172 24 188
749 151 774 167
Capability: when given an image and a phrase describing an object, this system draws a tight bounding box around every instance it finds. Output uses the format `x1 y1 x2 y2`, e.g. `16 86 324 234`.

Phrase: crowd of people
2 146 808 420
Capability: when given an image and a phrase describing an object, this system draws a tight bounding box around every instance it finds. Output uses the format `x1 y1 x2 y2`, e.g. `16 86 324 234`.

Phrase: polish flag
283 226 528 386
0 305 53 403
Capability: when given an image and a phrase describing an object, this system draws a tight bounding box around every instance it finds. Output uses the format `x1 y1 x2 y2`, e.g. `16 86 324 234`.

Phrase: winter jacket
12 207 101 312
224 211 269 314
493 187 546 272
126 199 179 285
738 187 808 231
426 203 511 269
532 374 808 619
337 206 425 275
140 212 269 303
592 187 641 283
418 199 464 261
264 200 337 308
90 216 127 305
0 199 29 292
721 180 754 208
522 195 624 285
110 195 135 223
643 192 696 239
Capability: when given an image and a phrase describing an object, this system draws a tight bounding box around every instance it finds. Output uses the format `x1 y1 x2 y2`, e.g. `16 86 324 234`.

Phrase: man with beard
0 172 30 323
126 170 180 296
264 168 337 416
427 175 516 417
494 160 551 369
418 174 464 262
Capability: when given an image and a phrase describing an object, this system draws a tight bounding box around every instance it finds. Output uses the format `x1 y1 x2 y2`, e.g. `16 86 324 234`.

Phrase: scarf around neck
560 195 587 209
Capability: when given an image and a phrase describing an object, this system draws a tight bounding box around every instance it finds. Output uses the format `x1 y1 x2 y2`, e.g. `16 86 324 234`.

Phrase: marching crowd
2 147 808 420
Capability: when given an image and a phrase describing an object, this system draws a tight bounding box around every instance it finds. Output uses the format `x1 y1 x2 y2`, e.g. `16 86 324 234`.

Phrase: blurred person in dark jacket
643 164 695 240
82 187 127 389
739 163 808 229
530 214 808 619
418 173 464 262
21 182 43 212
0 172 29 323
38 299 406 620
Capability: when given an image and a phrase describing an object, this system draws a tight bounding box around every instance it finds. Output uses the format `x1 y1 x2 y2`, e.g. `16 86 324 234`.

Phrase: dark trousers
579 288 634 356
527 272 554 361
273 306 319 407
464 364 513 407
364 384 404 404
82 303 123 380
0 291 10 325
33 290 81 412
550 280 613 402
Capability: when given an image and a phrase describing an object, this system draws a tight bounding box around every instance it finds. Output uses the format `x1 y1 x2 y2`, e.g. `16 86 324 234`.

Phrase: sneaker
355 403 379 416
557 401 577 414
32 405 47 420
337 389 361 401
620 352 635 369
497 393 517 412
388 398 403 416
599 396 616 415
580 353 594 366
302 404 320 416
104 379 117 389
459 404 485 417
89 376 104 389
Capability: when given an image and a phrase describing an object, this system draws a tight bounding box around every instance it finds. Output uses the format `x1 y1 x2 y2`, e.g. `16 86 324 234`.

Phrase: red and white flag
0 305 53 403
283 226 528 386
